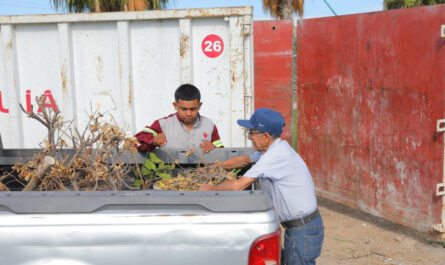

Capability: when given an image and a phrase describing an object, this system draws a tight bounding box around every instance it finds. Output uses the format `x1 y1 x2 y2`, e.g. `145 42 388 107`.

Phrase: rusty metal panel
0 7 254 148
254 20 293 144
297 5 445 233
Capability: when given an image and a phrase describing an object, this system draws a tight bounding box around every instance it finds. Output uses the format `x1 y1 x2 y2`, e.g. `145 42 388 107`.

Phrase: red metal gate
296 5 445 233
254 20 294 145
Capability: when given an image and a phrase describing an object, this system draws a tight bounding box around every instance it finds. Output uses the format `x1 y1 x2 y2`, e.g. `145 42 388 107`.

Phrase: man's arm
135 120 164 152
199 176 255 191
199 154 255 190
218 155 253 169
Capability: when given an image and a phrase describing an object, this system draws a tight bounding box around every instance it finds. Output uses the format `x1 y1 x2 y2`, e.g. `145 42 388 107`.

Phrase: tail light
248 229 281 265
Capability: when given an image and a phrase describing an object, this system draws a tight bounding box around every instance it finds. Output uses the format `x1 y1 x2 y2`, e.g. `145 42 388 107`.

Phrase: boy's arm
210 125 224 148
135 120 163 152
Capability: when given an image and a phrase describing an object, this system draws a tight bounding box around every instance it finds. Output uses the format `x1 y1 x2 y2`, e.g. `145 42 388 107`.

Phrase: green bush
385 0 445 9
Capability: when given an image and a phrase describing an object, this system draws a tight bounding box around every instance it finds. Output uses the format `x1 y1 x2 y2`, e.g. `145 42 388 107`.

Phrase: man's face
248 129 269 152
173 99 202 125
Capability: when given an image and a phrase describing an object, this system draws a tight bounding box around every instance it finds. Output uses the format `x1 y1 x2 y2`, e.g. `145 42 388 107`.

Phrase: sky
0 0 384 19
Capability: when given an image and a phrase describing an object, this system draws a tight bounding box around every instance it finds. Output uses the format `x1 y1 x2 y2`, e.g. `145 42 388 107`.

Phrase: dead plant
1 94 140 191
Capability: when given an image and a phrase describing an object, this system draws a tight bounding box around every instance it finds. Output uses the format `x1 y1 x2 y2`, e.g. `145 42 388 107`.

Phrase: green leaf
149 152 163 163
231 168 242 176
334 238 353 243
143 159 157 170
141 166 151 176
134 179 143 188
157 173 171 180
158 162 165 169
148 172 157 180
164 163 175 170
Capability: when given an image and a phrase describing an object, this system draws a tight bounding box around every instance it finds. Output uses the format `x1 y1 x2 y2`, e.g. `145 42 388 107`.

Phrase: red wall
254 20 294 144
296 5 445 232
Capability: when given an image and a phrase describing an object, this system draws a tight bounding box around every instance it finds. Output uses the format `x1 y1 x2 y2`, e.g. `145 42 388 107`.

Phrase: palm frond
292 0 304 16
263 0 280 18
51 0 170 12
263 0 304 19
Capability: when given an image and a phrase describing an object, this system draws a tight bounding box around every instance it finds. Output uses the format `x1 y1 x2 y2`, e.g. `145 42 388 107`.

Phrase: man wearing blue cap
200 108 324 265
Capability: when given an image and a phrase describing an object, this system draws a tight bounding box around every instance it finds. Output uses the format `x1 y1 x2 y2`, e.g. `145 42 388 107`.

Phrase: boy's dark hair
174 84 201 102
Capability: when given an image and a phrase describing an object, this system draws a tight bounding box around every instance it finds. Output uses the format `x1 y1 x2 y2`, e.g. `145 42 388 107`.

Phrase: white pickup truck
0 147 281 265
0 6 278 264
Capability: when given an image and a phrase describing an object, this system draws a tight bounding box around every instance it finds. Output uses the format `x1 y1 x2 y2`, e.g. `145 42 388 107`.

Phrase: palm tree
262 0 304 20
51 0 169 13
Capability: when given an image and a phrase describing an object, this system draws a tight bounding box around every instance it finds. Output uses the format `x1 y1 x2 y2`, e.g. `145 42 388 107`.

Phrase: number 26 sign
202 34 224 58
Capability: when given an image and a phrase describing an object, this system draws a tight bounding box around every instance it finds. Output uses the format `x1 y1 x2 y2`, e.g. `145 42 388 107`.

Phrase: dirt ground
316 197 445 265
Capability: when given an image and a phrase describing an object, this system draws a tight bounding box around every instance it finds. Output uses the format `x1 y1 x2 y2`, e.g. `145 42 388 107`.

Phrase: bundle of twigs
0 94 139 191
155 154 238 191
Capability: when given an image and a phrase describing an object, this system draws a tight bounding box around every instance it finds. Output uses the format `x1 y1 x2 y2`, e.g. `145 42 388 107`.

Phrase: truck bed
0 148 279 265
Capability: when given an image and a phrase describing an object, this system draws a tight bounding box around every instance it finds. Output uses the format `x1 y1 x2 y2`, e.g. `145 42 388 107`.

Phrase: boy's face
173 99 202 125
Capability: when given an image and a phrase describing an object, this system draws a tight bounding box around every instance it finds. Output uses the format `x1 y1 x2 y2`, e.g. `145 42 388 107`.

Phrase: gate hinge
437 183 445 196
432 223 445 233
437 119 445 132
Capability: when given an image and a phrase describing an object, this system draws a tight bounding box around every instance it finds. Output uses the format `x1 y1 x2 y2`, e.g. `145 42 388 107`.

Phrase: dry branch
23 156 55 191
1 93 139 192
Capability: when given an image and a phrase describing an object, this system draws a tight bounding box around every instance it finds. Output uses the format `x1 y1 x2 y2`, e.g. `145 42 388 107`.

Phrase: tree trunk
134 0 148 10
94 0 101 12
127 0 135 11
280 0 294 20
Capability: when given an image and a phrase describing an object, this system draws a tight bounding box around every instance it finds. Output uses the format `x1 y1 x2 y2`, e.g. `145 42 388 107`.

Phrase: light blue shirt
245 138 317 222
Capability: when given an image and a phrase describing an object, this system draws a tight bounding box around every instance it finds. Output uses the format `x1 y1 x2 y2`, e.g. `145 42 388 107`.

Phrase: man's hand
153 133 167 147
200 140 215 153
199 183 214 191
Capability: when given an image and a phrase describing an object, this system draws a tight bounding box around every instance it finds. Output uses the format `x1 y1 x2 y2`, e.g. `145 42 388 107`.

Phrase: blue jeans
283 215 324 265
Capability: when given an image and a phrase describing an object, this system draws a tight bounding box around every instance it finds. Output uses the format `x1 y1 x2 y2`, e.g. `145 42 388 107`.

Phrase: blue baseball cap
237 108 285 136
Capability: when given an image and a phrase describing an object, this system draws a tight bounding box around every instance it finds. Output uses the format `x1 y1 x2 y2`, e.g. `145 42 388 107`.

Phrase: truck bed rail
0 190 272 214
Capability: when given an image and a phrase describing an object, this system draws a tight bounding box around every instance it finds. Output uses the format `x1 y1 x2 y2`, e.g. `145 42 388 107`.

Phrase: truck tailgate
0 190 278 265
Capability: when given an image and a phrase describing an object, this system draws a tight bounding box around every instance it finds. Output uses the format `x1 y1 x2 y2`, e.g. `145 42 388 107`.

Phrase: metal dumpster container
0 7 254 149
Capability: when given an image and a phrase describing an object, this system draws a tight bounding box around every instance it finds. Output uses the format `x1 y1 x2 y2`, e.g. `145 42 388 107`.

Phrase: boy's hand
153 133 167 147
200 140 215 153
